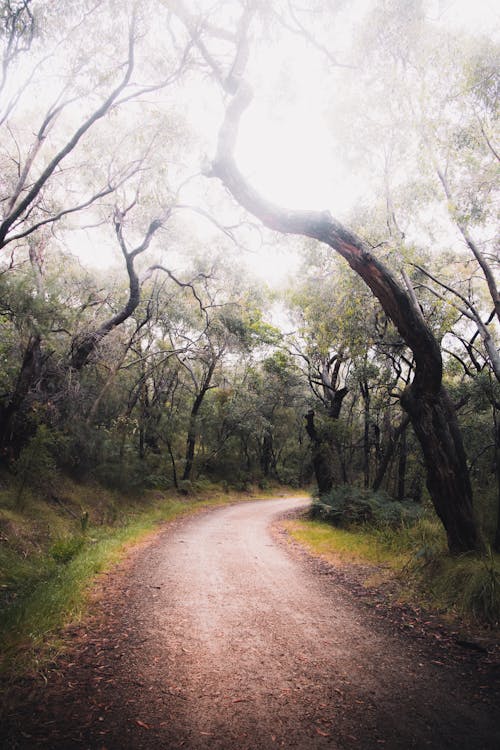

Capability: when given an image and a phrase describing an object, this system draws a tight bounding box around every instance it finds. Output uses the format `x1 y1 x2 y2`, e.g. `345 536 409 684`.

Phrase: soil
1 496 499 749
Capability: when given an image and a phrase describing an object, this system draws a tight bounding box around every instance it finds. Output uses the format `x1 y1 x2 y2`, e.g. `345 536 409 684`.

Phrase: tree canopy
0 0 498 554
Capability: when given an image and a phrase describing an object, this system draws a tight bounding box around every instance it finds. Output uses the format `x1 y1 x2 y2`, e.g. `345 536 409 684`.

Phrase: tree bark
494 412 500 553
360 378 371 488
182 361 216 482
166 438 179 491
305 409 334 495
372 414 411 492
401 385 480 554
0 334 42 459
397 428 407 501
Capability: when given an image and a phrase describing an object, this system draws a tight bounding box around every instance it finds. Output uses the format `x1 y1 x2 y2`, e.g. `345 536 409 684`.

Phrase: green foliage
411 551 500 626
312 485 424 528
13 425 58 506
0 544 55 603
49 535 86 563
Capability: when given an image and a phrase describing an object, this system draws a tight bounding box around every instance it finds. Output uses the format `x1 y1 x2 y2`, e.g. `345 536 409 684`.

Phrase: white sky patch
64 0 497 287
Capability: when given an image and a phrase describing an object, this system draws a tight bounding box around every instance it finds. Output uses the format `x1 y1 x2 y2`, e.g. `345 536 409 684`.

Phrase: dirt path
2 496 500 749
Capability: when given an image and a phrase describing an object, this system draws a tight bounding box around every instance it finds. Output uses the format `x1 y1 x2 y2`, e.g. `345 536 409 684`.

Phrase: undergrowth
311 485 424 528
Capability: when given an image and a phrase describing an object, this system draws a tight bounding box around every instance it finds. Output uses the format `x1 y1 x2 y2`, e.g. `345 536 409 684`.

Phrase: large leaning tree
171 0 486 554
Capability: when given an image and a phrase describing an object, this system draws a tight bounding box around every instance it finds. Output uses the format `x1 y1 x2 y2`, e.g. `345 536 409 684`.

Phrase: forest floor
1 496 500 750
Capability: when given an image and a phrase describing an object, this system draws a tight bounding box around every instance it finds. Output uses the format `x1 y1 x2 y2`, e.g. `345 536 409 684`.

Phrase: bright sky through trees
66 0 497 286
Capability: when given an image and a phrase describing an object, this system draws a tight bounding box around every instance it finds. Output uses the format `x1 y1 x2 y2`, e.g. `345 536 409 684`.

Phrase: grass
0 480 290 678
285 514 500 628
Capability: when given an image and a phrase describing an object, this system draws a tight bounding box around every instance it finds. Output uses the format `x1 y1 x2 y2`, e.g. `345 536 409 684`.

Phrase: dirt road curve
2 497 500 749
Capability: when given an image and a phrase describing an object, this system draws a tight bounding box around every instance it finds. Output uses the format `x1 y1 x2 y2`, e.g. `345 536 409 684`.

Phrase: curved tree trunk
401 386 479 553
212 163 482 550
210 71 481 554
70 215 162 371
175 6 483 552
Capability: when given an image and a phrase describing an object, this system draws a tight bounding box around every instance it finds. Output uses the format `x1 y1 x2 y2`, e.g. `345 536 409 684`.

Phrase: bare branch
0 12 138 248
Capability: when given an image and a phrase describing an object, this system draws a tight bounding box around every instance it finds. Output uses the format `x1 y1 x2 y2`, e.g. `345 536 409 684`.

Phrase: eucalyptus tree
170 0 489 553
0 1 189 255
0 0 194 459
170 272 280 482
285 246 417 496
285 256 357 492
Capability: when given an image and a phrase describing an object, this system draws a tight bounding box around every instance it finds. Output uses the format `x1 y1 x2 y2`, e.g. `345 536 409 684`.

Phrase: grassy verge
0 481 291 678
284 515 500 629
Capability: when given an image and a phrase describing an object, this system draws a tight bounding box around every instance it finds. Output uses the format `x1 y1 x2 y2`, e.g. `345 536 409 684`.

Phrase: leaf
135 720 150 729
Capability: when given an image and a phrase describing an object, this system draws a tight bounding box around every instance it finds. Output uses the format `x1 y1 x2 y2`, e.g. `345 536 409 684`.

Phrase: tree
174 1 484 553
0 1 191 458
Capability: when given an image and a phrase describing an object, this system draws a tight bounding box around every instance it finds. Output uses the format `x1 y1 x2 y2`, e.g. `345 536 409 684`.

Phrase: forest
0 0 499 649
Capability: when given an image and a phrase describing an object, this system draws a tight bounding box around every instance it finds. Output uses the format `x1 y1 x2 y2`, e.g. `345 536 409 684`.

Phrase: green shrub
405 548 500 625
49 536 85 563
13 425 59 506
311 485 423 529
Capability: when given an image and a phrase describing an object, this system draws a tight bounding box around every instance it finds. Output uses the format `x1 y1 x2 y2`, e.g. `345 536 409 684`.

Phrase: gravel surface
2 496 499 749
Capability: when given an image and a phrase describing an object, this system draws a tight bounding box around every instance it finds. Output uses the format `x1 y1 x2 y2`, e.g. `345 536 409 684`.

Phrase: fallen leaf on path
316 727 330 736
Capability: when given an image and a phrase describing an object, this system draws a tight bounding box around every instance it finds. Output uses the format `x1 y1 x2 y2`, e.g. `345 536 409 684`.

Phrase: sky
69 0 498 287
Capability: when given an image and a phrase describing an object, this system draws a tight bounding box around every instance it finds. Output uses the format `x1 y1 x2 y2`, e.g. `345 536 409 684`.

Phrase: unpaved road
2 496 500 749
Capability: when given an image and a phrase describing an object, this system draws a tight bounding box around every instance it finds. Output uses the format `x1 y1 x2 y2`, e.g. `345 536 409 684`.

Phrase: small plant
177 479 193 495
49 536 85 564
80 511 89 533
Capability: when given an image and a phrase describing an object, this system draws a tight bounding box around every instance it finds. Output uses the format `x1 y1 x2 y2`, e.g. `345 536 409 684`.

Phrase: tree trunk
401 385 481 554
372 414 410 492
493 412 500 553
360 379 370 488
182 362 216 482
0 334 42 459
188 19 484 553
397 429 407 501
166 438 179 491
260 430 274 477
305 409 334 495
183 412 199 483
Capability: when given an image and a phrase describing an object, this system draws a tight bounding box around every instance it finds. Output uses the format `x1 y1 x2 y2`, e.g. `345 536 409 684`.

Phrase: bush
49 536 85 563
311 485 423 529
416 551 500 626
13 425 59 506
